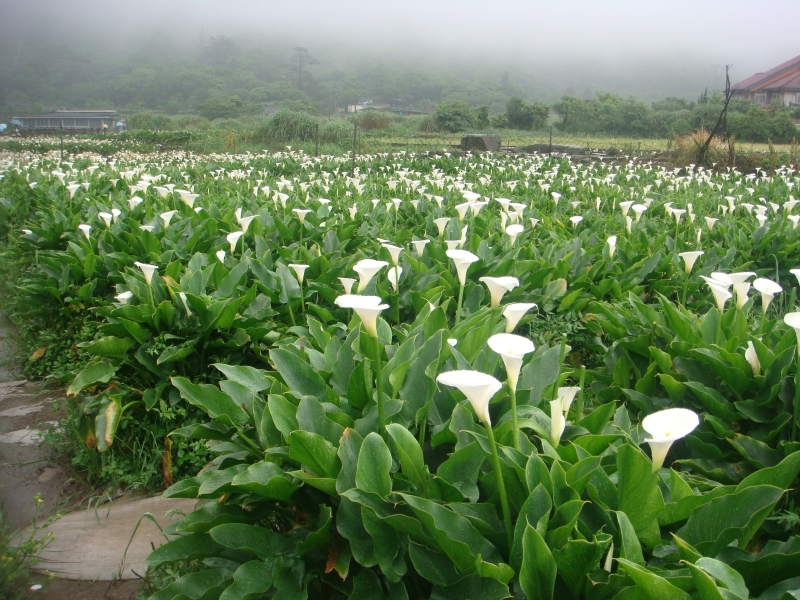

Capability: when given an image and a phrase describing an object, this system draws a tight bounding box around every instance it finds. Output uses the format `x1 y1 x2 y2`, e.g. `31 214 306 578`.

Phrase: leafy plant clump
4 145 800 599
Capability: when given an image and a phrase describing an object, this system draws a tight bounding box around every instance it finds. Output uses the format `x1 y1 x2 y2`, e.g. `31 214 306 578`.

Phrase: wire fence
351 125 672 158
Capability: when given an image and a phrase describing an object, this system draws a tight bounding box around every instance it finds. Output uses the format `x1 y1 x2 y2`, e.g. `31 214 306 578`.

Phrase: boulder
461 134 501 152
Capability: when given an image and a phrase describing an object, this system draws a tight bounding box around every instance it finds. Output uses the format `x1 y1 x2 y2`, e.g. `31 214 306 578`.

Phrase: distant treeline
430 93 799 143
2 33 797 143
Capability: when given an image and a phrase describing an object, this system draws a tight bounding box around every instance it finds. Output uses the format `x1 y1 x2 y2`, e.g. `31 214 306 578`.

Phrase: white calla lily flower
503 302 536 333
446 250 479 286
784 312 800 353
381 243 403 266
226 231 244 253
134 262 158 286
642 408 699 471
353 259 389 293
412 239 429 256
754 278 782 313
487 333 535 392
334 294 388 338
339 277 356 294
436 370 501 426
115 291 134 304
678 251 703 274
606 235 617 258
288 264 309 284
480 276 520 308
388 266 403 291
745 341 761 376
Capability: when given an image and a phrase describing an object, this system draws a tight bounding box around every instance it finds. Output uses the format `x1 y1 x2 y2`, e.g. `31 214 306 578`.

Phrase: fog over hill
0 0 797 113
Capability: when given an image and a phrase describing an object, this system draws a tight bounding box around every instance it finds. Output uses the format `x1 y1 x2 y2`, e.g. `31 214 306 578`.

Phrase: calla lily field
3 146 800 599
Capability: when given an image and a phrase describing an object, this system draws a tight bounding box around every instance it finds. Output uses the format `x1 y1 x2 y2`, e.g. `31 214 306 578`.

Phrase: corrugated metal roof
14 111 117 119
734 54 800 90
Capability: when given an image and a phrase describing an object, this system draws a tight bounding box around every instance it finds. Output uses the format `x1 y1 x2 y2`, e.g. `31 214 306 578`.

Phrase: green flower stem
681 271 689 307
574 365 586 421
299 222 304 252
794 354 800 442
299 280 305 318
509 387 520 451
147 285 155 309
455 283 464 325
288 303 296 327
485 423 513 551
551 335 568 401
373 335 386 439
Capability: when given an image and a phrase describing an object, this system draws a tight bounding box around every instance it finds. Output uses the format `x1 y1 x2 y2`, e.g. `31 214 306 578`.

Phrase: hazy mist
1 0 798 109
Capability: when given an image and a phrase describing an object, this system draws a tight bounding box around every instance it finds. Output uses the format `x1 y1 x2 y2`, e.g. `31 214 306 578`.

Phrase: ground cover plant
3 146 800 599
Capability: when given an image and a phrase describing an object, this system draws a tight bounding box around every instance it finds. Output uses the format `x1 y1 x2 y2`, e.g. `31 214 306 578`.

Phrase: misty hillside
1 0 796 119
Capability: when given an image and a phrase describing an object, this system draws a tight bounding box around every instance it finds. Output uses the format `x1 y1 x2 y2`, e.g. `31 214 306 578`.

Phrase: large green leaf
67 361 118 396
676 485 784 556
171 376 248 427
218 561 275 600
356 432 393 499
616 558 692 600
231 461 300 501
149 568 233 600
269 348 328 401
520 524 557 600
209 523 295 559
146 533 225 568
400 493 504 575
81 336 134 358
287 430 341 478
617 444 664 548
387 423 428 492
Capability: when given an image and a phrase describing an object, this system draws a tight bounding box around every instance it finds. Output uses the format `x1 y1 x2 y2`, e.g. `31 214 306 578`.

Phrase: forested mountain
0 31 726 119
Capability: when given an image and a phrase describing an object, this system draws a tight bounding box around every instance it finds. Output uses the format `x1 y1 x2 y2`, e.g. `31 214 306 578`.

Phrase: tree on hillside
433 100 474 132
506 97 549 130
289 47 319 90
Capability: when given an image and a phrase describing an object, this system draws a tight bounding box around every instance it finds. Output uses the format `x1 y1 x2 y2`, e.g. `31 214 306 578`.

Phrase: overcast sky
1 0 797 86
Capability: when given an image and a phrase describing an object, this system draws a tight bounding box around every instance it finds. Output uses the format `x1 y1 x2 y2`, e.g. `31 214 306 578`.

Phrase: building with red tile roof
733 55 800 107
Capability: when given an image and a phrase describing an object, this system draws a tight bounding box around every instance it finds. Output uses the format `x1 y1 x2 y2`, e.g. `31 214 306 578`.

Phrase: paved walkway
0 313 195 596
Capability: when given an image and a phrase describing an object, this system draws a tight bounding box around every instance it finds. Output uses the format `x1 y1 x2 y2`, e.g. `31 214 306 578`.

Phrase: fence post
352 123 358 174
60 124 64 161
315 124 319 157
549 126 552 156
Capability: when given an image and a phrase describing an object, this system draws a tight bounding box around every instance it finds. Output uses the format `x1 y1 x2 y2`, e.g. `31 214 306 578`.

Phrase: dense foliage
4 146 800 598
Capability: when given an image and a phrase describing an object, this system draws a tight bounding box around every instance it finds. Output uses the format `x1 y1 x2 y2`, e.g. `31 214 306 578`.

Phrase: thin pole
315 123 319 157
549 126 553 156
60 124 64 161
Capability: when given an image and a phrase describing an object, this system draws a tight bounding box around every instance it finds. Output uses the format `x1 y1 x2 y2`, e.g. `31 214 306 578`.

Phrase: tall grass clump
128 112 174 131
352 110 391 130
254 110 318 143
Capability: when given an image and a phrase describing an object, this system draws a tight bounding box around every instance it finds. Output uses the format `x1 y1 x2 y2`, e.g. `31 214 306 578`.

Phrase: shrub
506 97 549 130
433 100 474 132
472 105 490 129
196 95 260 120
